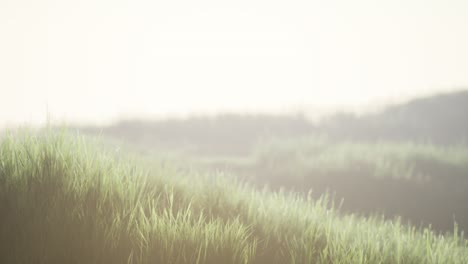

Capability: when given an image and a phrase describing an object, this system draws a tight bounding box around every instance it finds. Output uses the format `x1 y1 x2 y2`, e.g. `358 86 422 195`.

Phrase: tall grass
0 131 467 263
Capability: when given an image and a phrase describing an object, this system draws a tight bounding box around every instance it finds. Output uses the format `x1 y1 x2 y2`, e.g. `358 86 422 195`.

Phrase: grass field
1 130 467 263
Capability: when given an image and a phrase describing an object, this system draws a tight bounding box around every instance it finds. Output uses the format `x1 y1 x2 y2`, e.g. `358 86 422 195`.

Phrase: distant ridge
78 89 468 154
322 89 468 144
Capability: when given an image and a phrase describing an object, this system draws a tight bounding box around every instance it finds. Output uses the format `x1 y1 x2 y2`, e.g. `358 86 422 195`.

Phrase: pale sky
1 0 468 127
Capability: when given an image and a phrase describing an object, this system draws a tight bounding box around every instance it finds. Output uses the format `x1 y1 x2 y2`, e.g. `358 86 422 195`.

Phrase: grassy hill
198 137 468 233
73 90 468 235
1 131 467 263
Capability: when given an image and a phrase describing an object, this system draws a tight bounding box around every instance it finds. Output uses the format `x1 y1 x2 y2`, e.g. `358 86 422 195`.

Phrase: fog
2 2 468 261
1 0 468 127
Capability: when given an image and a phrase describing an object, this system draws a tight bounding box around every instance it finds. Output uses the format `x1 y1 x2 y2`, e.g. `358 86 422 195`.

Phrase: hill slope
0 131 467 263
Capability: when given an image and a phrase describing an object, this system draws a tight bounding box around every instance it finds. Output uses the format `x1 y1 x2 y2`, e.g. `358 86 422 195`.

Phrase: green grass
1 131 467 263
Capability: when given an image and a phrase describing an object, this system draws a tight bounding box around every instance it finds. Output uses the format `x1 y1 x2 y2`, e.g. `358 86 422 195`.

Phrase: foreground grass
0 131 467 263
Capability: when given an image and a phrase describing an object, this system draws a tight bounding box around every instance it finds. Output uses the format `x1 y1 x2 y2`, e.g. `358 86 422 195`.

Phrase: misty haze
1 0 468 263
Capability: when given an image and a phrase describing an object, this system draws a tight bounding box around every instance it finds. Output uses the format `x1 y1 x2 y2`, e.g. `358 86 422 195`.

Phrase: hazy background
1 0 468 127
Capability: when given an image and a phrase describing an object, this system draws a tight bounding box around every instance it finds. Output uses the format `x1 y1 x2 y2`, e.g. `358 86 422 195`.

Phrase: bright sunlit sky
1 0 468 127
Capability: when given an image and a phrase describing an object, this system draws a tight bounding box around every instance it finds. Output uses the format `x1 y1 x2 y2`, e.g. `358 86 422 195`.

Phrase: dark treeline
81 114 314 155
